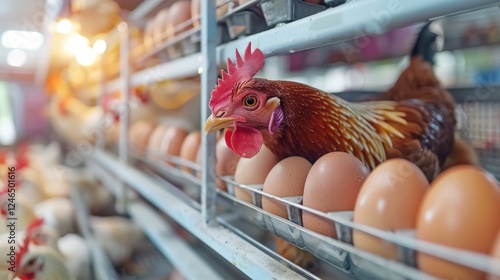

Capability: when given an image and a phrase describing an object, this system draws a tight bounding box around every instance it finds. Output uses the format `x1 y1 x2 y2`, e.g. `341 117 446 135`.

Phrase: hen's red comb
15 150 29 171
16 233 31 269
27 218 44 234
209 42 264 112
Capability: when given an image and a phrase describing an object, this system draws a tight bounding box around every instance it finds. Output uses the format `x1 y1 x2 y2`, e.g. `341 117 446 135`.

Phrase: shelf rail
87 149 309 280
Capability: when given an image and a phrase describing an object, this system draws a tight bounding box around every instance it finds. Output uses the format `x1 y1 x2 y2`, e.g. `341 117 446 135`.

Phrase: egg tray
259 0 326 26
324 0 349 8
223 8 272 39
217 175 500 280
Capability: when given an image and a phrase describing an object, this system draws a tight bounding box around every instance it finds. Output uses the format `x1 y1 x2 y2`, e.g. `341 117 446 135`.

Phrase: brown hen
204 22 465 268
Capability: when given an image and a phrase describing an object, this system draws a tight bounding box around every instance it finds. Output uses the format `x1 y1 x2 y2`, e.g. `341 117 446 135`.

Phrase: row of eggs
233 145 500 280
143 0 252 52
142 0 323 52
126 120 500 279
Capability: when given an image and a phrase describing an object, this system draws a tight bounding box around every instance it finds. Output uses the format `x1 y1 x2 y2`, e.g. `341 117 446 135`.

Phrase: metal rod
117 22 131 214
200 0 218 225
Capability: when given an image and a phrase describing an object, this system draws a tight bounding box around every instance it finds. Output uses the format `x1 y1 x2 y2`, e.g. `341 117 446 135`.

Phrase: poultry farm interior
1 0 500 279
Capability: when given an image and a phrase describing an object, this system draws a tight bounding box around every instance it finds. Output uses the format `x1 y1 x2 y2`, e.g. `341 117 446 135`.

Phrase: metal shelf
216 0 500 61
87 149 311 280
100 0 499 90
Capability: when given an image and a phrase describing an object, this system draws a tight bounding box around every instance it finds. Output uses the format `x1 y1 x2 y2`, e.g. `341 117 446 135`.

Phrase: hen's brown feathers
246 67 455 181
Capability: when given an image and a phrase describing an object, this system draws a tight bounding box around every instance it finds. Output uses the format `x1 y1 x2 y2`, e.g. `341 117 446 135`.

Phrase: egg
105 121 120 145
191 0 232 23
153 8 169 45
167 1 192 39
147 124 168 154
353 159 429 259
143 19 155 51
216 137 240 191
303 152 369 238
417 165 500 280
262 157 312 218
490 230 500 280
179 131 201 173
129 120 156 154
160 126 189 165
191 0 200 27
234 145 279 203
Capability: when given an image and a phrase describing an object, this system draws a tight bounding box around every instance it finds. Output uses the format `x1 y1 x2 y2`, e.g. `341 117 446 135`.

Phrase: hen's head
26 218 59 248
204 43 284 158
12 233 40 280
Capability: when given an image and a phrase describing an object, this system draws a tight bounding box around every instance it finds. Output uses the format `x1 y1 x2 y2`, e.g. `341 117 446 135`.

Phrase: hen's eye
244 96 258 107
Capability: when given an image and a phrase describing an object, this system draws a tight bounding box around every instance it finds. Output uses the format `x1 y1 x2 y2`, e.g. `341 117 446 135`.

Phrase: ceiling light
75 46 96 66
64 33 89 55
93 39 107 54
6 49 27 67
56 19 73 34
1 31 44 50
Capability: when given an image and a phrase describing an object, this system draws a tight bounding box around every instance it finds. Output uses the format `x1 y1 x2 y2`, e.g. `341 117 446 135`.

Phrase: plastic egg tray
259 0 326 26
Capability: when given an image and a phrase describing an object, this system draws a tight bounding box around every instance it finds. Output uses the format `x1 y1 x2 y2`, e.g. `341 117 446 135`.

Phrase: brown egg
302 152 369 238
191 0 200 27
353 159 429 259
167 1 192 39
216 0 231 18
153 8 169 45
234 145 279 203
179 131 201 173
129 120 156 154
147 124 168 154
143 19 155 51
190 0 233 27
490 230 500 280
105 121 120 145
262 157 312 219
160 126 189 165
216 137 240 191
417 165 500 280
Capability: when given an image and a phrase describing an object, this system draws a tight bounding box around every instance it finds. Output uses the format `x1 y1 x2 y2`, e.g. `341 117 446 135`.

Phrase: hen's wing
382 100 455 181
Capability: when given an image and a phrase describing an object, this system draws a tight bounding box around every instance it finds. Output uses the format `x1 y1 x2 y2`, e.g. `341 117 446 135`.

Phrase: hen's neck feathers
28 246 74 280
253 79 406 169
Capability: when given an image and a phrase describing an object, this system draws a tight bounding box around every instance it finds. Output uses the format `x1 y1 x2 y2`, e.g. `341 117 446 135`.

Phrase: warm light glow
117 22 128 32
93 39 107 54
1 30 44 50
75 46 96 66
64 33 89 55
56 19 73 34
6 49 27 67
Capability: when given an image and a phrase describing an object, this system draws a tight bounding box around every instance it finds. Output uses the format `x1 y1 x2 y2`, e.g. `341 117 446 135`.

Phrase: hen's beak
204 114 237 134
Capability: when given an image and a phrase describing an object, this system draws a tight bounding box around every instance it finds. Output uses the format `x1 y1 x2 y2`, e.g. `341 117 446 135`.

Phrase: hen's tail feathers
411 21 441 65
